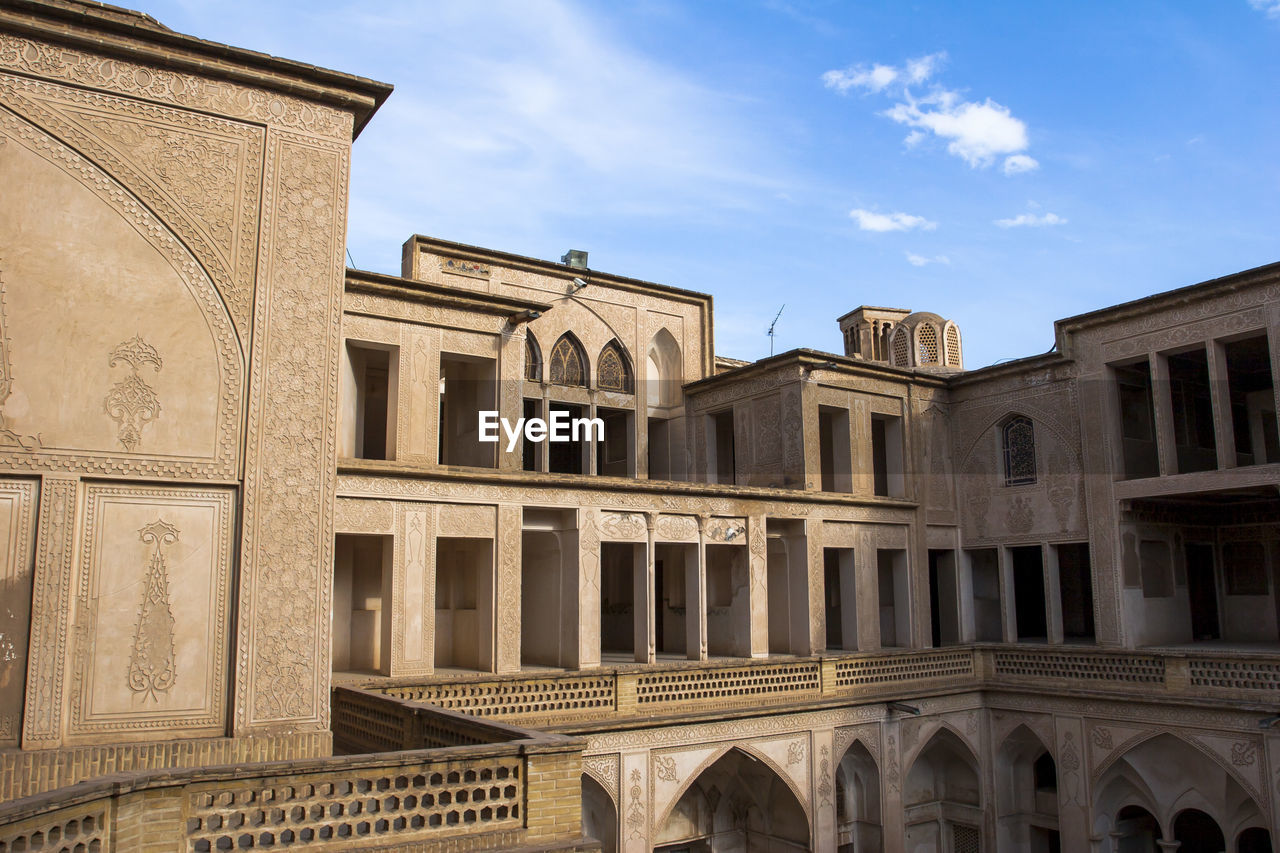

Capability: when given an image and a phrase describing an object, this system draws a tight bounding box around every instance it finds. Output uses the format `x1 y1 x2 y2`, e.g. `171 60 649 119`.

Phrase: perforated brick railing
382 673 616 721
1187 656 1280 692
186 756 522 851
835 649 974 688
635 660 822 707
992 649 1165 684
0 805 108 853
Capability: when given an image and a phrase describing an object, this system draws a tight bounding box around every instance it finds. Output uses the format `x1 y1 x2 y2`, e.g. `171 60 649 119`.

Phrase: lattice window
548 334 586 387
597 340 633 393
1002 416 1036 485
891 327 910 367
953 823 981 853
524 335 542 382
945 324 962 366
917 323 939 364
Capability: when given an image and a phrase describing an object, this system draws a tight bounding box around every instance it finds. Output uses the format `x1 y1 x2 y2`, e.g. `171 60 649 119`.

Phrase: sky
140 0 1280 368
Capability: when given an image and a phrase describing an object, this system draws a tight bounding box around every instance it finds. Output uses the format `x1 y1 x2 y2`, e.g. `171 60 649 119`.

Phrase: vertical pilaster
1055 716 1091 853
639 514 656 664
577 509 601 669
1149 351 1177 476
689 516 708 660
1045 543 1064 645
857 530 881 651
620 751 650 853
999 546 1017 642
812 728 837 853
747 514 769 657
22 474 78 748
1206 339 1237 469
806 519 826 653
957 548 976 642
493 504 522 673
881 719 905 853
497 326 524 472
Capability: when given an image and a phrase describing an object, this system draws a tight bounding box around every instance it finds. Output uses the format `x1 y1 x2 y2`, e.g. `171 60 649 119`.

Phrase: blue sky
144 1 1280 367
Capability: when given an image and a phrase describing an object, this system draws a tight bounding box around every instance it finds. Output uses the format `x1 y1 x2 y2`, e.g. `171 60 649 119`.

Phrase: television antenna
767 304 785 356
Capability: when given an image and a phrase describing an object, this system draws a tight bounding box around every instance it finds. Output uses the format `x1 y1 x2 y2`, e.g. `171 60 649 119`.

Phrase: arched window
646 327 682 409
944 323 962 367
597 340 633 393
917 323 939 364
524 334 542 382
891 326 910 367
549 333 587 387
1002 415 1036 485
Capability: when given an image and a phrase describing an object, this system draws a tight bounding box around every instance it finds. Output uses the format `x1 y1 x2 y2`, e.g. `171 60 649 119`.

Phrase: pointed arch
646 327 682 410
597 339 633 393
916 322 940 365
996 725 1059 851
905 728 984 851
582 773 617 853
524 332 543 382
549 332 587 387
836 739 881 851
655 746 809 851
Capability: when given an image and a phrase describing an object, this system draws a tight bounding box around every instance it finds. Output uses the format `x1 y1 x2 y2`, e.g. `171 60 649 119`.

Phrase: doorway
1186 542 1220 641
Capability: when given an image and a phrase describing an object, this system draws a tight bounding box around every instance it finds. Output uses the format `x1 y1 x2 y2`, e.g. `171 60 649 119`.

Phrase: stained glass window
1002 415 1036 486
525 335 542 382
918 323 939 364
597 340 633 392
549 334 586 386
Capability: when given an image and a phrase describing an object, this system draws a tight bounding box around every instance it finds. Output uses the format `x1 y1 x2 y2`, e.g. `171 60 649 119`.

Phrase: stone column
957 548 977 642
998 546 1018 642
493 504 522 673
1045 543 1064 645
577 508 602 669
1206 339 1237 469
747 514 769 657
1149 351 1177 476
638 514 656 664
805 519 826 653
688 516 709 660
497 326 525 472
857 530 881 651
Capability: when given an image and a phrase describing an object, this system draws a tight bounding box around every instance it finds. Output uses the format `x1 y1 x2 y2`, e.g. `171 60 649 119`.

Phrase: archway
1173 809 1225 853
996 725 1059 852
835 740 880 853
1094 734 1267 852
904 728 983 851
582 773 617 853
646 327 682 480
655 747 809 852
1238 827 1274 853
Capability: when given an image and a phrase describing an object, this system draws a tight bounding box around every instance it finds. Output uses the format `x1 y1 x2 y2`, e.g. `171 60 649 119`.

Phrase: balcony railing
0 694 588 852
346 645 1280 729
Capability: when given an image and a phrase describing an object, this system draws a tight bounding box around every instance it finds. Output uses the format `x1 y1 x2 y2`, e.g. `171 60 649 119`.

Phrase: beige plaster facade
1 3 1280 852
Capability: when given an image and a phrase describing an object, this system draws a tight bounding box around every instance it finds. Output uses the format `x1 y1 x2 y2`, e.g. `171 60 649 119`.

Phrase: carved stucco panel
0 478 37 748
22 476 77 746
236 133 347 731
0 33 353 140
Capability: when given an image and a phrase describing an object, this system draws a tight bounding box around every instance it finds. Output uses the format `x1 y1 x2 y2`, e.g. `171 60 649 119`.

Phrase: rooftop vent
561 249 588 269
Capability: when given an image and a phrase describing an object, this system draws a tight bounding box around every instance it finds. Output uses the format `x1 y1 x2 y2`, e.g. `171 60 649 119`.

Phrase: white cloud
1249 0 1280 18
905 252 950 266
849 209 938 232
1002 154 1039 175
822 52 944 95
994 212 1067 228
822 63 898 94
823 52 1037 174
885 94 1029 168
